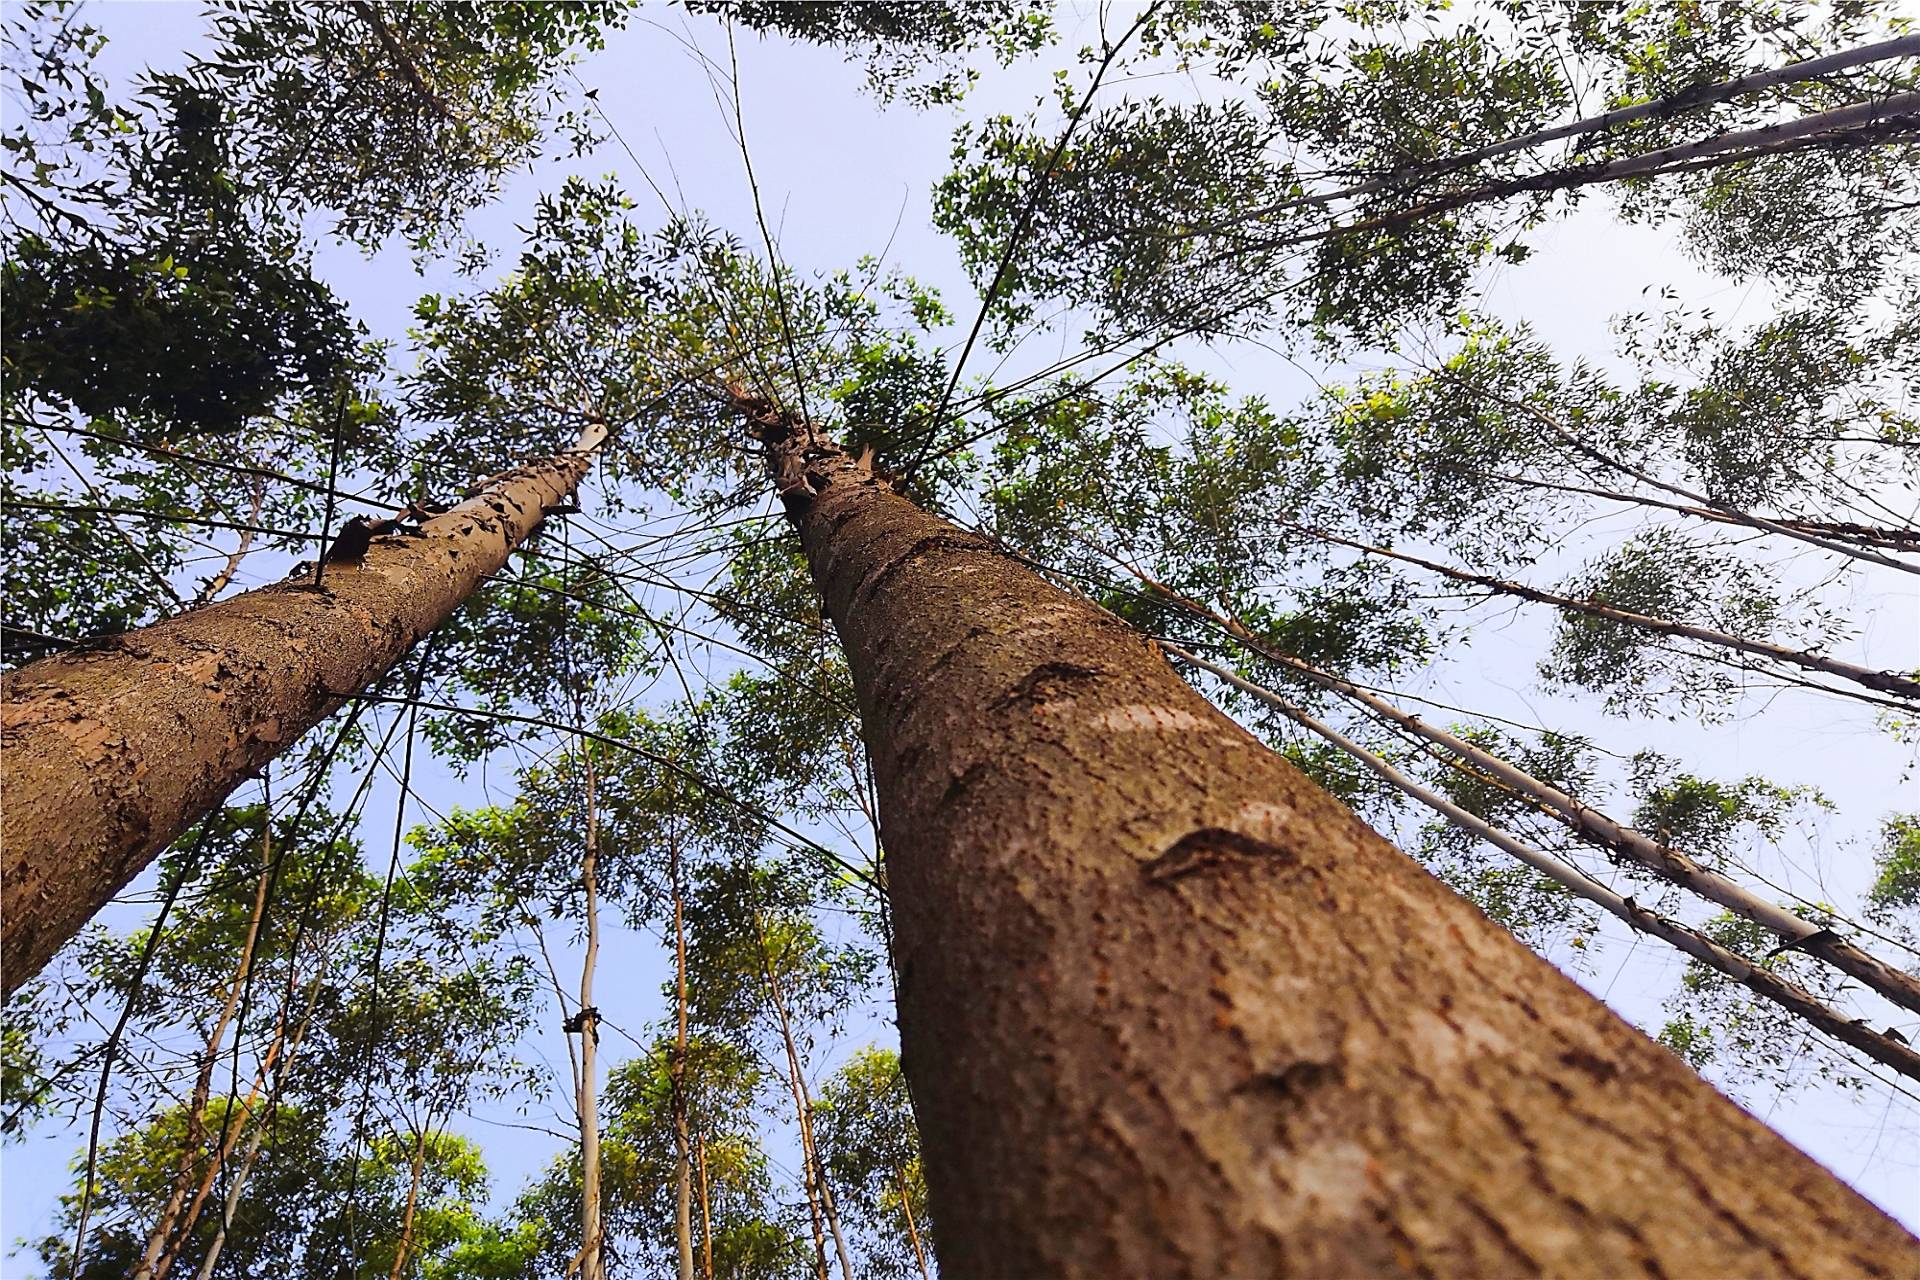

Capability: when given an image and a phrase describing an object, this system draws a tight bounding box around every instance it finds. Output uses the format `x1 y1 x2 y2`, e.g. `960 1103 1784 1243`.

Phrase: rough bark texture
1 425 605 998
755 406 1920 1277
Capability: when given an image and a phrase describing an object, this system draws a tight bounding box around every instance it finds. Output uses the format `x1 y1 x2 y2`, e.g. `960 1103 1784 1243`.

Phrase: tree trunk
0 421 607 999
896 1165 931 1280
740 397 1920 1278
695 1133 714 1280
671 837 697 1280
755 911 855 1280
387 1123 431 1280
134 819 275 1280
576 746 606 1280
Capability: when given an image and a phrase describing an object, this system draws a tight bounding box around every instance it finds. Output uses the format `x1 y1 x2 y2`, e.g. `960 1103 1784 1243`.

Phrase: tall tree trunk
695 1133 714 1280
896 1166 931 1280
1 421 608 998
754 911 856 1280
671 837 697 1280
134 817 275 1280
187 970 324 1280
576 747 606 1280
387 1122 432 1280
737 396 1920 1277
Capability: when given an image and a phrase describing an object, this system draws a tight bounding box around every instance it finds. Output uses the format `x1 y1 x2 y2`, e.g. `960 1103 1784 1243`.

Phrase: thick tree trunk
743 399 1920 1277
0 422 607 998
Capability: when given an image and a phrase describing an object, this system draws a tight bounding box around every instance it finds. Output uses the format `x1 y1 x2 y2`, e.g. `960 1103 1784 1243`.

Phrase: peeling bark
737 396 1920 1278
0 423 607 998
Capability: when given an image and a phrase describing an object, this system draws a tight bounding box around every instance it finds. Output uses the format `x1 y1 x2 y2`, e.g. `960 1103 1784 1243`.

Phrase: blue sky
4 2 1917 1269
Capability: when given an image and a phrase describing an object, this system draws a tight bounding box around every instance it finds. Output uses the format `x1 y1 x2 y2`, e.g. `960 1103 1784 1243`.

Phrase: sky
3 1 1918 1270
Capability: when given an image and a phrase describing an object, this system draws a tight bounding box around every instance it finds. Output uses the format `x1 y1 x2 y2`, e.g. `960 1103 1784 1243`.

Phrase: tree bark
1138 578 1920 1018
0 422 607 999
740 397 1920 1277
1169 643 1920 1081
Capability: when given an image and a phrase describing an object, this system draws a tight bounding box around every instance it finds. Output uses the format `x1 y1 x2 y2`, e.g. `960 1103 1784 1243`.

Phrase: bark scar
1143 827 1297 883
994 661 1102 708
1234 1058 1345 1105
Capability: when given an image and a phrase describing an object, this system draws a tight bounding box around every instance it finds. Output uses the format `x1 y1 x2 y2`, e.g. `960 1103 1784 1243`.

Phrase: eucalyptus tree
0 0 653 991
35 1103 500 1280
196 0 632 254
812 1048 931 1280
7 3 1920 1276
11 779 541 1280
930 1 1919 351
681 857 878 1280
717 373 1918 1272
702 0 1054 106
498 1038 807 1280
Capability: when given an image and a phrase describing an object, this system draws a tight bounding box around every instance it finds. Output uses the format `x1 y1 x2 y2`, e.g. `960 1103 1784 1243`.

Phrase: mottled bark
1 423 606 998
1169 643 1920 1082
742 398 1920 1277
